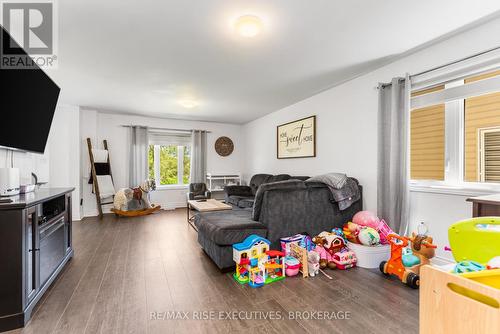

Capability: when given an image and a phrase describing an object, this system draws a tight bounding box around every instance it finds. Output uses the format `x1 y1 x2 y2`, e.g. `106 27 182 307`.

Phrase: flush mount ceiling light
234 15 263 38
178 99 199 109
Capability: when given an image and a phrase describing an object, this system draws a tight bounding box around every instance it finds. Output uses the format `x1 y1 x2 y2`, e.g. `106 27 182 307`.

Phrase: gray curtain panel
377 75 411 235
129 126 149 187
190 130 207 183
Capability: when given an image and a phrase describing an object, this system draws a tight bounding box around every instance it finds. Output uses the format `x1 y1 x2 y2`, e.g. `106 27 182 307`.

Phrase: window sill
156 185 189 191
410 184 500 197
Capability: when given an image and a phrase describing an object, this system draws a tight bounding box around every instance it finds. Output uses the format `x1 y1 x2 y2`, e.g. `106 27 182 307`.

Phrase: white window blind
148 131 192 146
412 75 500 109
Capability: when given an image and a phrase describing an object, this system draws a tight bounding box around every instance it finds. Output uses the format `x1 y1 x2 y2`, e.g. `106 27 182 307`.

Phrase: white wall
47 105 81 220
242 16 500 261
80 110 245 216
0 104 81 220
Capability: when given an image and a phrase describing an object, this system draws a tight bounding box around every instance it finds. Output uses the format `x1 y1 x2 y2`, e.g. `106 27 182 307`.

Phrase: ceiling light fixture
178 99 199 109
234 15 263 38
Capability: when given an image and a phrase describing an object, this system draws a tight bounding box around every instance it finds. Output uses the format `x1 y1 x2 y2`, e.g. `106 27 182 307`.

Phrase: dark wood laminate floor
5 209 419 334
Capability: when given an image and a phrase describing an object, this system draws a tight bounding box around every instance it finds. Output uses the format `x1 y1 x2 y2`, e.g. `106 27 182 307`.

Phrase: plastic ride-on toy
379 233 436 289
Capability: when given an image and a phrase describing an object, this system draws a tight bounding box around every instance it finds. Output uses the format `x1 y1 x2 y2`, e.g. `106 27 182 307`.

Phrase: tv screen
0 26 60 154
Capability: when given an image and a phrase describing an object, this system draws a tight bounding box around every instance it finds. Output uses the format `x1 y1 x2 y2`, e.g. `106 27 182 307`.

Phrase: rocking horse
111 179 161 217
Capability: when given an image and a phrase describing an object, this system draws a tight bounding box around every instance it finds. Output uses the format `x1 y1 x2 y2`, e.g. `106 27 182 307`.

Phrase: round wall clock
214 136 234 156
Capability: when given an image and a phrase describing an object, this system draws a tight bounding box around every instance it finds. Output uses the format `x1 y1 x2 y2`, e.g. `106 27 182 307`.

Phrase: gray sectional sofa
224 173 309 208
195 175 362 269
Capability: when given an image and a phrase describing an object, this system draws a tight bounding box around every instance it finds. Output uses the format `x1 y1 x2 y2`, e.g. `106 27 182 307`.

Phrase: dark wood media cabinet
0 188 74 332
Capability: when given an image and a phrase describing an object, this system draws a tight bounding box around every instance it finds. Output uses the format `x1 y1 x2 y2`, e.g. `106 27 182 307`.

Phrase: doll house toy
233 235 285 287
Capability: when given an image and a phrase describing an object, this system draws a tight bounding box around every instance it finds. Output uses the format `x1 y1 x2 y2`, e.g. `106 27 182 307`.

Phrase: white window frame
151 144 190 189
410 78 500 196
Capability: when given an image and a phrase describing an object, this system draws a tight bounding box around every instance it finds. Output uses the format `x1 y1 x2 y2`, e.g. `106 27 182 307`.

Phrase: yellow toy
448 217 500 264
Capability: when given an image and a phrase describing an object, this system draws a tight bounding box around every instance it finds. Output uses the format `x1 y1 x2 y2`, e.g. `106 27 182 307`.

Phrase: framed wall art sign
277 115 316 159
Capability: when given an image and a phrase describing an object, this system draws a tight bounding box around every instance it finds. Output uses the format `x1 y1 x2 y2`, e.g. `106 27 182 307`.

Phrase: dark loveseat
195 178 362 269
224 173 308 208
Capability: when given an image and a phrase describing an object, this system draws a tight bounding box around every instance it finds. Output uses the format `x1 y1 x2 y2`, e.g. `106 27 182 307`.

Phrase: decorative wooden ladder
87 138 114 218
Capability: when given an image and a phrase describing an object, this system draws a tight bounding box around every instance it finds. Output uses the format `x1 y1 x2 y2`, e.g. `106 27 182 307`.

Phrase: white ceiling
48 0 500 124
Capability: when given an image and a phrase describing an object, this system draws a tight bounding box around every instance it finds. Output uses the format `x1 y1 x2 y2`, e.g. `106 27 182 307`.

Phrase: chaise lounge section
195 177 362 269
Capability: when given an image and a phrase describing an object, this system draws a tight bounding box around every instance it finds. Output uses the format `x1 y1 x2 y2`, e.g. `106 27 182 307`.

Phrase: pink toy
353 211 380 229
374 219 394 245
314 244 335 268
284 255 301 276
333 251 357 270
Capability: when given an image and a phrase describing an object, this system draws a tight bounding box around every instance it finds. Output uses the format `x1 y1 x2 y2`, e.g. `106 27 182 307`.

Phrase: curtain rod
378 45 500 89
121 125 212 133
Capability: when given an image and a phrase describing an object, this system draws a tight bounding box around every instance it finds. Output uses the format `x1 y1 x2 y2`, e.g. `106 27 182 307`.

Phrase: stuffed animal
114 179 156 211
307 251 320 277
312 233 344 269
312 236 334 269
343 222 362 243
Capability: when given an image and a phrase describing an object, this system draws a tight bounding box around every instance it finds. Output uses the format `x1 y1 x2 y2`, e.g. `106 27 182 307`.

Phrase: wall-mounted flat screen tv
0 26 60 154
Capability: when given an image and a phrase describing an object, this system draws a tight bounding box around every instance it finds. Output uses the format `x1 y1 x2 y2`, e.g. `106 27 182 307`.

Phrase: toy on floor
312 233 340 269
289 243 309 277
307 251 320 277
280 234 303 255
379 226 437 289
285 255 301 276
402 248 420 267
232 235 285 287
312 231 356 270
111 179 161 216
332 251 357 270
280 234 315 255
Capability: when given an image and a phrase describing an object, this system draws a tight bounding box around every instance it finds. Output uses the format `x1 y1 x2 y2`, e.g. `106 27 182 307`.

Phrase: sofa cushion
267 174 291 183
252 180 307 221
238 198 255 208
193 195 208 200
249 174 272 195
226 195 247 206
290 176 310 181
195 210 267 245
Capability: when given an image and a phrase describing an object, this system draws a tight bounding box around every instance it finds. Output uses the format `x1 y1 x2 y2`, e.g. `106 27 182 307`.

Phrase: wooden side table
466 194 500 217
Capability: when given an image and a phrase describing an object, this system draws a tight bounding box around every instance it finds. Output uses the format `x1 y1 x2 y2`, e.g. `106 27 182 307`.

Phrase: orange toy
379 234 436 289
379 233 437 289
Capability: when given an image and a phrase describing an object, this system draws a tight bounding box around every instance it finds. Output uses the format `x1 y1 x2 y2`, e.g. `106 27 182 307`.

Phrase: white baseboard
81 202 186 217
161 201 187 210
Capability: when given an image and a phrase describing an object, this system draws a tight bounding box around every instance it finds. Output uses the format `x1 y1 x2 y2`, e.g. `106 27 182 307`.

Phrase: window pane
464 70 500 183
159 145 178 185
148 145 155 180
410 86 446 181
183 146 191 184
